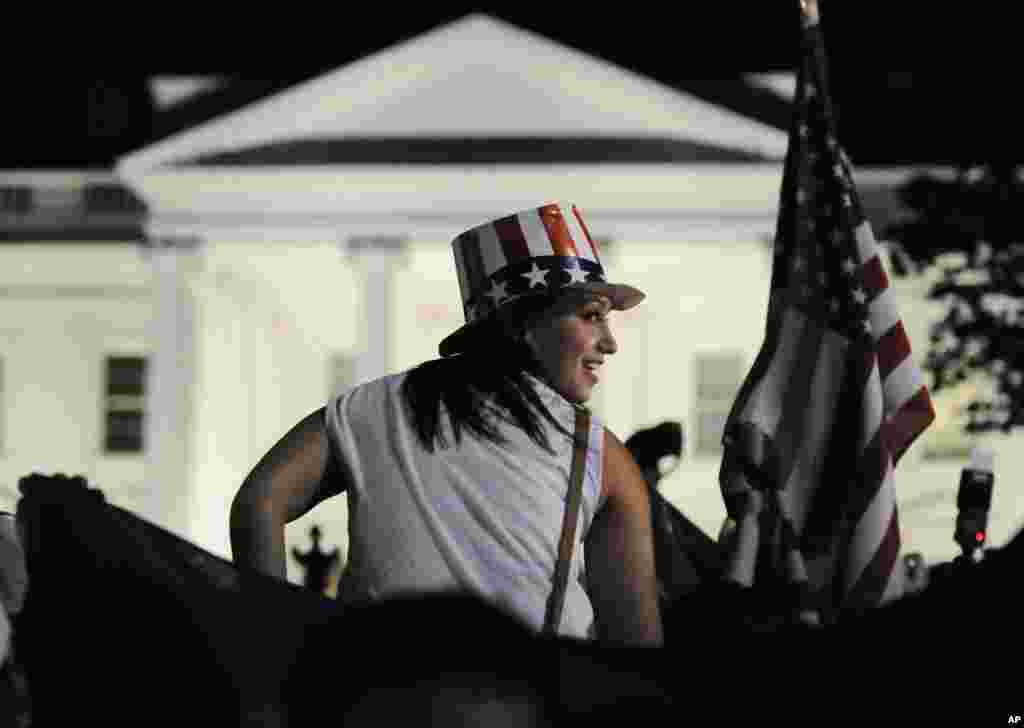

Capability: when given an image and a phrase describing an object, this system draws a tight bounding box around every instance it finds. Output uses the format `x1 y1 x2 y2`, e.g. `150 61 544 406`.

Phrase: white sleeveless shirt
324 369 606 639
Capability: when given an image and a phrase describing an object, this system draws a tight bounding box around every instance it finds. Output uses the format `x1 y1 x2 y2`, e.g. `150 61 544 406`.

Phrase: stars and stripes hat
439 202 644 357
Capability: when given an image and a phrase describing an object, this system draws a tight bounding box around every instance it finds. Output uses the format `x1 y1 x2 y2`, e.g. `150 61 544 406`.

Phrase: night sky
6 4 1017 170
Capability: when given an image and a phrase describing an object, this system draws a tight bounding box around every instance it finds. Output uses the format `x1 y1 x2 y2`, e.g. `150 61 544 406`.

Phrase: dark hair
400 295 577 454
624 421 684 469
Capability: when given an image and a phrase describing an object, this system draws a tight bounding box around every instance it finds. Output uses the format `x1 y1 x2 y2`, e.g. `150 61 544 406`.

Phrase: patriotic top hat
439 202 645 357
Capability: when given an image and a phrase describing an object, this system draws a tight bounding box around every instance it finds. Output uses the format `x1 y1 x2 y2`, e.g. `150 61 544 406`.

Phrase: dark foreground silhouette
9 473 1021 726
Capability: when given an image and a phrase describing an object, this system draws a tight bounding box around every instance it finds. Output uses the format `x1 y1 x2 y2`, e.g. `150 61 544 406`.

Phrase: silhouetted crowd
2 461 1020 726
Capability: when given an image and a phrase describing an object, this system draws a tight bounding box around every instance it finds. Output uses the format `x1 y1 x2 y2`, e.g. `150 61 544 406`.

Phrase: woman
230 202 662 646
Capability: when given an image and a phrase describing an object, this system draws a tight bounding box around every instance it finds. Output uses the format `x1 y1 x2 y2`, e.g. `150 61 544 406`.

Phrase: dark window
104 356 146 454
83 184 146 214
0 186 32 215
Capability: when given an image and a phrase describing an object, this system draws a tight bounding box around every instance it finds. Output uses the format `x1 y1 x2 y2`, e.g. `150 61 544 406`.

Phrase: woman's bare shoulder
601 426 646 503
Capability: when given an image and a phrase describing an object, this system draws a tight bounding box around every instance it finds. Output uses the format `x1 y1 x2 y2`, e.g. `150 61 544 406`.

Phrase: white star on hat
484 279 509 305
851 287 867 305
521 262 548 288
564 260 589 285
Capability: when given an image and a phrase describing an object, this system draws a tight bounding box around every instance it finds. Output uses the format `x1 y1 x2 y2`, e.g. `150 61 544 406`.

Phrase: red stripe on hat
493 216 531 263
572 205 601 263
538 204 578 257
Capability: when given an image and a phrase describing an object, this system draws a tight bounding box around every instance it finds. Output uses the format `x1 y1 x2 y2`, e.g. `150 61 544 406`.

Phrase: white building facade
2 16 1019 585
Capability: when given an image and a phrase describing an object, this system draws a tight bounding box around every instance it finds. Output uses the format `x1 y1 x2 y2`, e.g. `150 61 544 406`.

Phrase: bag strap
542 406 591 636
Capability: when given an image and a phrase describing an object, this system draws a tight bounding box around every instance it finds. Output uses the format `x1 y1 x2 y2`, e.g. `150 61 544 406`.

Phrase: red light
975 531 985 543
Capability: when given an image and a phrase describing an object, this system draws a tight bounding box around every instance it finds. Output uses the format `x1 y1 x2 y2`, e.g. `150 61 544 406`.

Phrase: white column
140 235 202 540
344 236 408 387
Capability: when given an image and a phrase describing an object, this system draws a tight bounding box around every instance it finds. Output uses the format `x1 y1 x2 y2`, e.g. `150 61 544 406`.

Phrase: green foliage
885 164 1024 433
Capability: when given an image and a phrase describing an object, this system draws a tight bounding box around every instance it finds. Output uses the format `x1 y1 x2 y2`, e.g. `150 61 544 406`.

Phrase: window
103 356 147 454
693 351 746 455
0 186 31 215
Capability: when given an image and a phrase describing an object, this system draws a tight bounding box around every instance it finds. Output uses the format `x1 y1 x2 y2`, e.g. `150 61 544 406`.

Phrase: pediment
118 14 787 174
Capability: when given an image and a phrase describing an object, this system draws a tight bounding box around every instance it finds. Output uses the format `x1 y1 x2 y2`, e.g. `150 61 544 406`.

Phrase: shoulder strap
542 407 591 636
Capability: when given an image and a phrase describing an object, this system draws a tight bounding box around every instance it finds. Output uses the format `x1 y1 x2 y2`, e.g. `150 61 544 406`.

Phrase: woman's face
524 293 618 404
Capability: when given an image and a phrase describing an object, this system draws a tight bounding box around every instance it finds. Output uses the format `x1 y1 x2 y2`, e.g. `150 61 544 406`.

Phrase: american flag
721 10 935 615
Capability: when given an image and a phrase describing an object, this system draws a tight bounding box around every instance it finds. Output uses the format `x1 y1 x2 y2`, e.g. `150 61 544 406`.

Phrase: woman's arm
584 428 664 646
229 407 348 580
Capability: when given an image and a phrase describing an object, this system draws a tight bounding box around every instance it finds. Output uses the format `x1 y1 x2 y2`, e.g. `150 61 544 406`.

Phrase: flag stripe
572 205 601 263
797 348 864 556
844 504 900 610
563 209 597 264
734 305 808 436
867 288 901 343
458 232 489 302
860 255 888 302
476 223 507 278
845 420 890 536
493 215 532 264
724 293 789 442
770 310 830 494
845 456 895 589
860 353 886 452
782 327 849 533
452 239 472 307
854 220 879 265
881 343 926 411
880 518 907 604
538 205 579 257
876 320 912 380
518 210 557 258
886 386 936 463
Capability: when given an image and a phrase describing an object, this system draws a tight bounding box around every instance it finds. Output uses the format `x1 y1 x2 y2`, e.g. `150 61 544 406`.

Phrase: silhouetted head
625 421 685 487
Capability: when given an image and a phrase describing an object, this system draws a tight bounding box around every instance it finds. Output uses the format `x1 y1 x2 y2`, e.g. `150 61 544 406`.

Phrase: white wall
187 239 358 570
595 235 774 539
0 245 150 515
